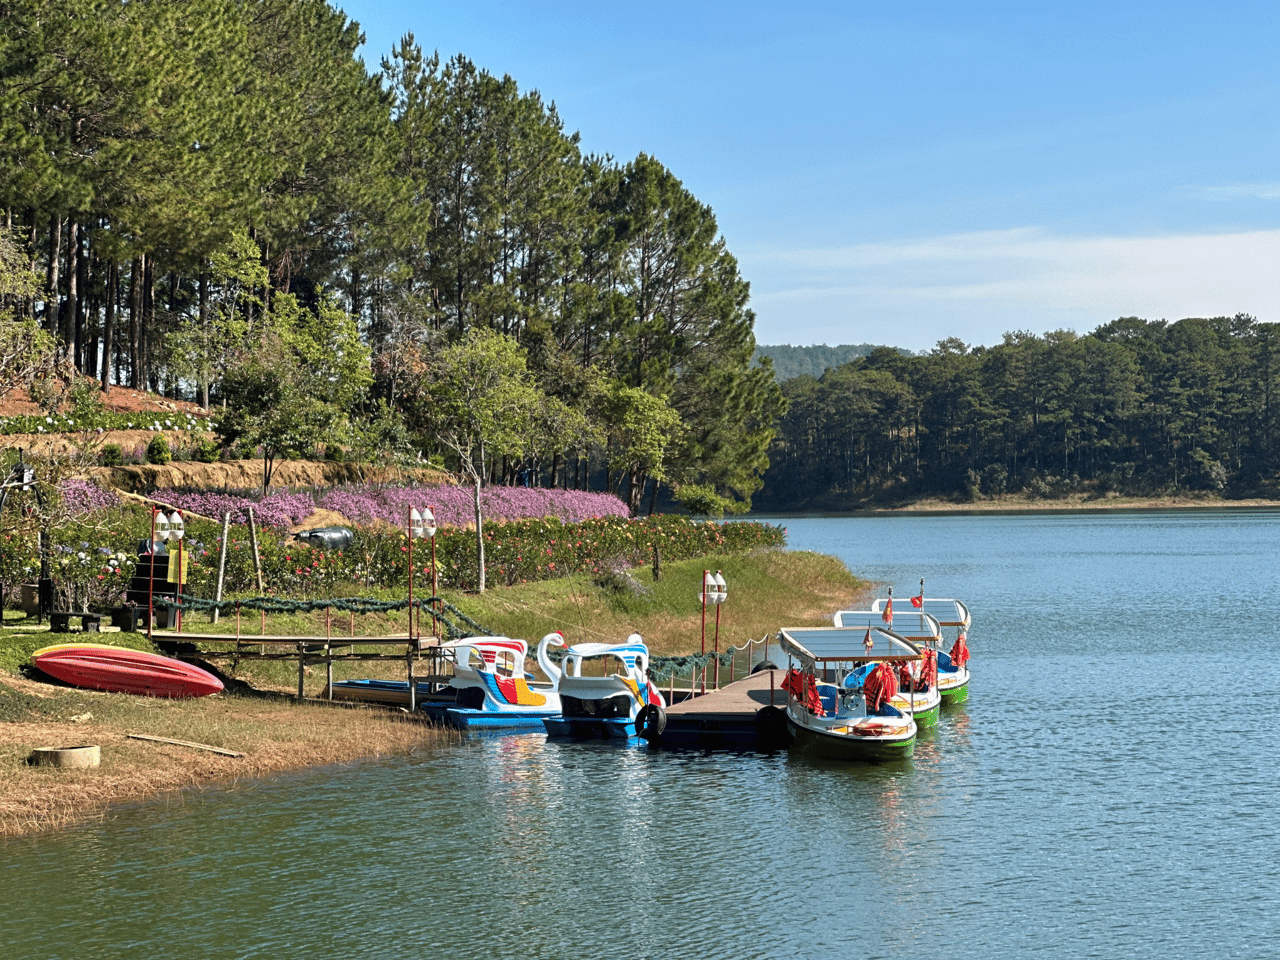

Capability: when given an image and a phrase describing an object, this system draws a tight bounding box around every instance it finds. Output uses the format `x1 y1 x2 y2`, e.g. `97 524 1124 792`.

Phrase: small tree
0 232 61 403
216 333 338 495
214 292 370 494
603 382 682 515
408 328 543 592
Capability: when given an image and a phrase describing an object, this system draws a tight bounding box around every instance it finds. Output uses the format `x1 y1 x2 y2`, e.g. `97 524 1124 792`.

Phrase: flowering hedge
177 513 786 596
0 520 140 610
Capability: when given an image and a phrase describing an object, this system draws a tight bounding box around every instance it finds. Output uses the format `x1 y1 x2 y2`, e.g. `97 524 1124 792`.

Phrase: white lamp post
408 508 423 641
699 570 715 693
169 511 185 630
711 571 728 687
147 508 170 638
422 507 438 639
407 507 439 641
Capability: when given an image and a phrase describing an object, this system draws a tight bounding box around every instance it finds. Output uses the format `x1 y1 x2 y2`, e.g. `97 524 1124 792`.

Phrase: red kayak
31 643 223 698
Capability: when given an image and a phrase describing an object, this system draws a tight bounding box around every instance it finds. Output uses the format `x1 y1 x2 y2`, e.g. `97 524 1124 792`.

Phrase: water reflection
5 512 1280 960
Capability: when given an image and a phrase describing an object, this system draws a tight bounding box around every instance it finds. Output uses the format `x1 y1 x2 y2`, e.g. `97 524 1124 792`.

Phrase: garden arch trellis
0 449 51 621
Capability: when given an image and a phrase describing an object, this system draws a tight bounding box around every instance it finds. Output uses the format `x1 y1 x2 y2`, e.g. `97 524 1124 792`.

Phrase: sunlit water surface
4 510 1278 959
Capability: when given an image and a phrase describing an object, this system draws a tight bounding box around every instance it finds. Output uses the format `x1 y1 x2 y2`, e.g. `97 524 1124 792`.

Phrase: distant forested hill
753 315 1280 512
753 343 912 381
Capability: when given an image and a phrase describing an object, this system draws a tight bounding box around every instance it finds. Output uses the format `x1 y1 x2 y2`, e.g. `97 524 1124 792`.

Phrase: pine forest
1 2 1270 516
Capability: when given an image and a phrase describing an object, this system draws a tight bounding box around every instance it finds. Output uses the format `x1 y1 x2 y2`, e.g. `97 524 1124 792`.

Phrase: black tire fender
635 703 667 741
754 704 790 749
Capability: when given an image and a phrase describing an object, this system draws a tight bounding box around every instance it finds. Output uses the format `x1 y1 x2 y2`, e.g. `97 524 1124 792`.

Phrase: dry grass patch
0 677 457 837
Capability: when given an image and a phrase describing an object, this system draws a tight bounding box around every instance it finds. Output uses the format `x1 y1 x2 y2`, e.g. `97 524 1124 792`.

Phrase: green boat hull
939 680 970 705
786 717 916 763
906 701 940 727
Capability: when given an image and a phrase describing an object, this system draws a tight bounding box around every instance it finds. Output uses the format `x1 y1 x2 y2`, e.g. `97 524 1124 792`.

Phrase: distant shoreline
752 495 1280 517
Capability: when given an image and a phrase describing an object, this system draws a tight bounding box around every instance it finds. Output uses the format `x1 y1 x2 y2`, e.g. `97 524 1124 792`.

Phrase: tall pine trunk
45 213 61 338
128 255 142 388
199 268 210 408
100 261 116 394
65 220 79 369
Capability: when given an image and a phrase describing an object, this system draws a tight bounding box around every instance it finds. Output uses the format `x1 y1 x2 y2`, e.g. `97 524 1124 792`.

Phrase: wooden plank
127 734 244 757
664 670 786 718
154 631 420 645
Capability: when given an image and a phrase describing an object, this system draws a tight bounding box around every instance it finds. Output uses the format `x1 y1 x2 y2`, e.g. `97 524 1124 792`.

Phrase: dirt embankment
0 385 451 491
92 459 451 493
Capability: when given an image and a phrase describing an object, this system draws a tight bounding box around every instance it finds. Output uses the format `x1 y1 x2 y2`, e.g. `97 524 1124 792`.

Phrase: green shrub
323 441 346 462
146 435 172 465
67 375 105 424
192 436 220 463
101 444 124 467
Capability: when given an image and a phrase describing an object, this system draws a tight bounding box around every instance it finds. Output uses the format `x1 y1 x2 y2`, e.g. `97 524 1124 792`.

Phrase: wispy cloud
743 228 1280 349
1188 183 1280 201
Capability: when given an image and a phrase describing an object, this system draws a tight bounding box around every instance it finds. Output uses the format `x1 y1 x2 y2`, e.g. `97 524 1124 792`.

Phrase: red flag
863 626 874 652
911 593 923 608
881 595 893 624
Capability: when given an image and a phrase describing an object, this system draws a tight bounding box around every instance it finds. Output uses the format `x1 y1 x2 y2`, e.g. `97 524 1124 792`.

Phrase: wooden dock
652 668 791 751
148 630 443 704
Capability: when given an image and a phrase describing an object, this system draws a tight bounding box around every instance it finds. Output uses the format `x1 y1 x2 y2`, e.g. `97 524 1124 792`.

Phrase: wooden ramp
653 669 791 751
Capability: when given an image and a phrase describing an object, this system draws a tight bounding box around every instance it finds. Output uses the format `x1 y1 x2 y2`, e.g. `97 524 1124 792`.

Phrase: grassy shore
0 548 863 837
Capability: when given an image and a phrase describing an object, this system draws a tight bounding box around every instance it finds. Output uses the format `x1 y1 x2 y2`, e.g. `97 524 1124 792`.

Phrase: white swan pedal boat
436 633 565 730
542 634 666 740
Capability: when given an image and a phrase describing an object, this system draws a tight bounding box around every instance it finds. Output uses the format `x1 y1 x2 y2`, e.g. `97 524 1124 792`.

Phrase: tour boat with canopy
871 581 971 704
542 634 666 739
777 625 921 762
833 601 942 726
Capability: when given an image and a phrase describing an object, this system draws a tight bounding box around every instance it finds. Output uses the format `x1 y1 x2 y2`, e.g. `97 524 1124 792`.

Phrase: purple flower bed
316 484 629 528
60 480 122 515
152 488 318 528
148 483 630 529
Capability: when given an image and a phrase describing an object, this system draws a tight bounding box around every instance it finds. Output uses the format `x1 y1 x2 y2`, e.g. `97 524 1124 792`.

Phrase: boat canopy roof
833 609 941 641
562 640 649 672
870 597 970 628
441 636 528 657
778 626 921 667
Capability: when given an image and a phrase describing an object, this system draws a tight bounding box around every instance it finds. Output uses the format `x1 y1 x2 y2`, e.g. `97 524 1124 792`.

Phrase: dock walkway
654 669 791 751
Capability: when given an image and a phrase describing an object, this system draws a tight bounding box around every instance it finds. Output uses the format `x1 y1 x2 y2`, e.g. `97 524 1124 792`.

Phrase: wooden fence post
212 511 230 623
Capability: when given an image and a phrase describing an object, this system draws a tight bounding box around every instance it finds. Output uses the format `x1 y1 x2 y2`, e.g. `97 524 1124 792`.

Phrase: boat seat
871 701 905 718
817 685 839 716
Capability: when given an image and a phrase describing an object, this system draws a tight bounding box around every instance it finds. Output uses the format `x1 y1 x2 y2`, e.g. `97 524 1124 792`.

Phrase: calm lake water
4 510 1279 960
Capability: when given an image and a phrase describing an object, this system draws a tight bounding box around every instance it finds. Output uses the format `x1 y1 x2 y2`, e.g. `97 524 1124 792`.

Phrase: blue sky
337 0 1280 351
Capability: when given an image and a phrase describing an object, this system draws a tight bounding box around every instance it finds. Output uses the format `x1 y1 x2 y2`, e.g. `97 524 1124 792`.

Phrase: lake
3 510 1278 959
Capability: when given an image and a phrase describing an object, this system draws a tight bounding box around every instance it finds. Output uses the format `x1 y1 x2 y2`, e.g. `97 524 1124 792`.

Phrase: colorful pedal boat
777 626 920 762
435 633 564 730
325 634 564 731
542 634 666 739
